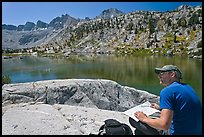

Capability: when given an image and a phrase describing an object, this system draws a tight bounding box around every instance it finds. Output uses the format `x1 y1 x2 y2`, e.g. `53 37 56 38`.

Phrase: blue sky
2 2 202 26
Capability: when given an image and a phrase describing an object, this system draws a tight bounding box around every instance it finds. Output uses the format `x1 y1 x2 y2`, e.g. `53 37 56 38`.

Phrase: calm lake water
2 54 202 101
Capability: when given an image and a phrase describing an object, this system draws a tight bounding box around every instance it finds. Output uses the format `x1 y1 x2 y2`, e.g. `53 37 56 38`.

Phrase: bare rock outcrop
2 103 134 135
2 79 160 135
2 79 159 111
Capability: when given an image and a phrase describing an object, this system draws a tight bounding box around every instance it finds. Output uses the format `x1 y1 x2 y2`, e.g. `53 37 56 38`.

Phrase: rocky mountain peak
177 4 193 11
24 21 36 31
36 20 48 29
97 8 124 19
48 14 78 29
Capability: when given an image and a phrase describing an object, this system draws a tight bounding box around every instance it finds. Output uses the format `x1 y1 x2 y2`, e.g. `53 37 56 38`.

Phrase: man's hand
134 111 148 122
150 103 160 110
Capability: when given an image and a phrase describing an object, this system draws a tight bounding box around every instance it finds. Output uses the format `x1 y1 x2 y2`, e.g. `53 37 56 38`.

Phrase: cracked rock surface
2 79 159 135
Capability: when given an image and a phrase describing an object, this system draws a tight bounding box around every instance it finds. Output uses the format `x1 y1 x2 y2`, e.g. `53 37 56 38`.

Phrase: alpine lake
2 53 202 101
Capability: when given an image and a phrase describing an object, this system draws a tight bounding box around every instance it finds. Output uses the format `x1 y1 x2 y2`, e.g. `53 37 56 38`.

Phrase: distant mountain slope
2 13 79 49
2 8 124 50
2 6 202 58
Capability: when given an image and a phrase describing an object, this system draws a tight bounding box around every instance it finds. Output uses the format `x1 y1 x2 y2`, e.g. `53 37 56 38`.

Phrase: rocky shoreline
2 79 160 135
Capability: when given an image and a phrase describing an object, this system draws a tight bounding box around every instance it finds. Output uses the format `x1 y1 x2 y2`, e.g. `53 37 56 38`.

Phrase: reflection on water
2 54 202 101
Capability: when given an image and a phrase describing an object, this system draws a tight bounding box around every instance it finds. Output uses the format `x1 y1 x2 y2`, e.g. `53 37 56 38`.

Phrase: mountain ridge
2 5 202 59
2 8 124 31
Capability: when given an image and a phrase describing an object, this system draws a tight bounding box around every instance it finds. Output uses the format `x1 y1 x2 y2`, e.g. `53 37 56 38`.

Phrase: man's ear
171 71 177 78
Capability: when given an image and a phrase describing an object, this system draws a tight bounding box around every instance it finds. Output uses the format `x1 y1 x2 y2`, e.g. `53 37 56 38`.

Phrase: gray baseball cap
155 65 182 79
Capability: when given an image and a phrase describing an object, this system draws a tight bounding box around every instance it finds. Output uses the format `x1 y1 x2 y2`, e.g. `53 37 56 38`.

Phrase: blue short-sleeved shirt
160 82 202 135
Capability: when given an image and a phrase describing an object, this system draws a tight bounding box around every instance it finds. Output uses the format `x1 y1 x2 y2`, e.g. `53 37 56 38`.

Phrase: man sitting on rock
129 65 202 135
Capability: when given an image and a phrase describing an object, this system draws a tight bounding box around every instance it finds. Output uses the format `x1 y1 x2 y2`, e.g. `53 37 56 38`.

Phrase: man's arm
135 109 173 131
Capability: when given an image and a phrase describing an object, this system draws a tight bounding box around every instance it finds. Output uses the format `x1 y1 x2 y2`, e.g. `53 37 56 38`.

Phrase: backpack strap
98 124 105 135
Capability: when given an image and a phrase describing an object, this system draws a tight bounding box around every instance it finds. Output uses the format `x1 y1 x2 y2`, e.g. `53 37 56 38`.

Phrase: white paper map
123 101 160 122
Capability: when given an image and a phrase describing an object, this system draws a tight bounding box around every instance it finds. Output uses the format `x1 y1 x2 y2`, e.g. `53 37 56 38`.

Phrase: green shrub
2 75 11 85
197 40 202 48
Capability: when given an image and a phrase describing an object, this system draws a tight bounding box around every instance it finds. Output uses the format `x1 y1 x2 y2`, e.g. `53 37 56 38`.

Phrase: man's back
160 82 202 135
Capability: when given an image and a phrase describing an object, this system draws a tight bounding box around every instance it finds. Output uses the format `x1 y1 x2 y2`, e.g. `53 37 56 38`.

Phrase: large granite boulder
2 79 159 111
2 79 160 135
